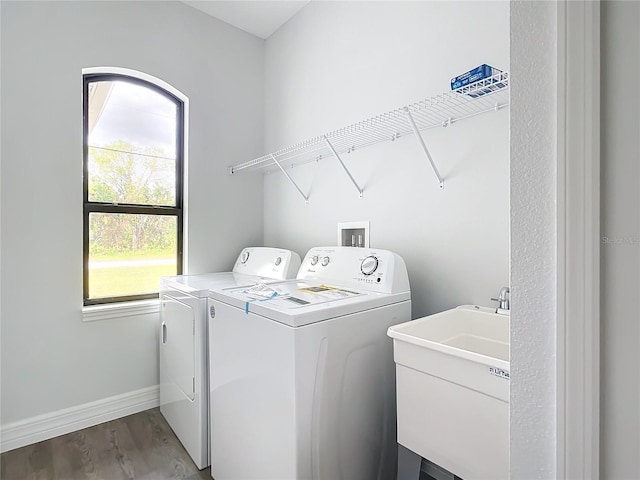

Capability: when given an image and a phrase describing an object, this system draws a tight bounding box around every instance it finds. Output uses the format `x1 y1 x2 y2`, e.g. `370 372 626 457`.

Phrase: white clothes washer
159 247 301 469
208 246 411 480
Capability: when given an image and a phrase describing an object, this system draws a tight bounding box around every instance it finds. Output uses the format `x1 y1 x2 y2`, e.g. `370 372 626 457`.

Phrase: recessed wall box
338 221 370 248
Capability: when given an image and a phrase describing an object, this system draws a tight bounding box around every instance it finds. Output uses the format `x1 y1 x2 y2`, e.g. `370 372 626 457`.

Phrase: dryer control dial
274 257 282 266
240 251 250 264
310 255 319 266
321 256 330 267
361 255 379 276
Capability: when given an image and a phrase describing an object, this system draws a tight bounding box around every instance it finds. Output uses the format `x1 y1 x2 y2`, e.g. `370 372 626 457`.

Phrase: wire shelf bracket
324 135 364 198
269 154 309 203
404 107 444 189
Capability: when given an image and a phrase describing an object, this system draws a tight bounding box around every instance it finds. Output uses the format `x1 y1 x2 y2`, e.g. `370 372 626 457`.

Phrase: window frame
83 73 185 306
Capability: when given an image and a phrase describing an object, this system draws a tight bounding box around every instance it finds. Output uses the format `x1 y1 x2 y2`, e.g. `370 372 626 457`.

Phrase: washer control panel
297 246 409 294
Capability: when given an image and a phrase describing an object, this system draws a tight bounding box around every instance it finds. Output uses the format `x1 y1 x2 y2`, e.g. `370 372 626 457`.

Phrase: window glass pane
87 80 177 206
88 80 177 155
88 213 177 299
87 146 176 206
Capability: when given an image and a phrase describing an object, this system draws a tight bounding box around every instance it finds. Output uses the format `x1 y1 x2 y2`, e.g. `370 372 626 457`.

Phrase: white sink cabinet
387 305 510 480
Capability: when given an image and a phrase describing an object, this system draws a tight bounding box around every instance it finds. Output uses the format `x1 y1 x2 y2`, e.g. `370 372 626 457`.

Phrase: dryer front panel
160 293 195 402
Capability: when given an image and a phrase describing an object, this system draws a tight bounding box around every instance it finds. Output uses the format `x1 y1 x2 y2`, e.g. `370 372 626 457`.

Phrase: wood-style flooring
0 408 212 480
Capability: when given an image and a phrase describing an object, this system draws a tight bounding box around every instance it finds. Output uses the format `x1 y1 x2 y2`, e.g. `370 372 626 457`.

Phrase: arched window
83 70 185 305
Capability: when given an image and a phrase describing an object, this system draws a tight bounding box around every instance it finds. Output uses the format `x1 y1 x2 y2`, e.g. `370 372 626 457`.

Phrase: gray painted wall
262 1 510 320
601 1 640 477
0 1 264 425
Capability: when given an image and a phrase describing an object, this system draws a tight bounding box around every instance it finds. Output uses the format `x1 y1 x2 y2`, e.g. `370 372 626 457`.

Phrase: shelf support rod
323 136 363 198
404 107 444 189
270 154 309 203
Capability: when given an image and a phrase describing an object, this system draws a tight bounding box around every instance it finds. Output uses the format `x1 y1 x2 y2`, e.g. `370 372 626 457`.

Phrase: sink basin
388 304 509 370
388 305 510 479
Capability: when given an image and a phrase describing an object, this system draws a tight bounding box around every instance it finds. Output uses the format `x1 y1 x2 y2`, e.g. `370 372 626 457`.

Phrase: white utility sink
389 304 509 370
388 305 510 480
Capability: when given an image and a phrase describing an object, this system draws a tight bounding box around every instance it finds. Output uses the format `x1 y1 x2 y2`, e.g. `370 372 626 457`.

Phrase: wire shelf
229 71 509 176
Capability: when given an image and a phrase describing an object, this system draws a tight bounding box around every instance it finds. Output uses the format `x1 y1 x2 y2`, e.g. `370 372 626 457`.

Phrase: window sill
82 299 160 322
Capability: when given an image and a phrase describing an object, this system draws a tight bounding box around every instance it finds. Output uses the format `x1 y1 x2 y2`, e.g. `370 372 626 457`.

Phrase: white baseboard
0 385 159 453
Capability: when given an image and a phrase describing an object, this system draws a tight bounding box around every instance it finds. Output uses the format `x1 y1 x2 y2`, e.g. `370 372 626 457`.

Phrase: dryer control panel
233 247 301 280
297 246 410 294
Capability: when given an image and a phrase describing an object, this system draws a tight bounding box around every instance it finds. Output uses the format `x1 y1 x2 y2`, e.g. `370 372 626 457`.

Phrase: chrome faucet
491 286 510 315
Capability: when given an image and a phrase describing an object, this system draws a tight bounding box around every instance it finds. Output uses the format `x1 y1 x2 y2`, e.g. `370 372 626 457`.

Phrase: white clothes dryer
208 246 411 480
159 247 301 469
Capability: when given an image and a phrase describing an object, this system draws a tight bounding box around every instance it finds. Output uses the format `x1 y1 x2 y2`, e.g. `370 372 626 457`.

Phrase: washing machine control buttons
355 277 379 284
310 255 319 266
361 255 379 275
240 251 250 264
321 256 330 267
274 257 282 266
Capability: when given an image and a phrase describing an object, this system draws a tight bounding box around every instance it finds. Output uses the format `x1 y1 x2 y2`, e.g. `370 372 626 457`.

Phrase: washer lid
209 280 410 327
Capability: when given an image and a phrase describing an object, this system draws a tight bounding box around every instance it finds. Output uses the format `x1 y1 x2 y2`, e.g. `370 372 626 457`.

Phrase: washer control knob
274 257 282 266
321 256 330 267
240 251 250 264
310 255 319 266
361 255 379 275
